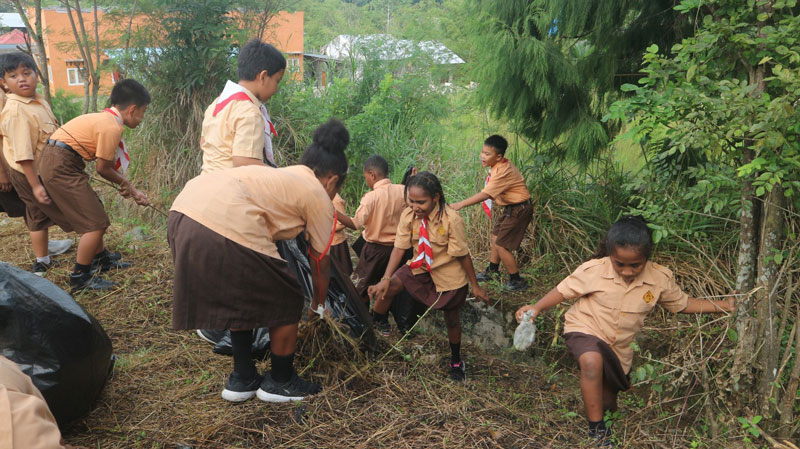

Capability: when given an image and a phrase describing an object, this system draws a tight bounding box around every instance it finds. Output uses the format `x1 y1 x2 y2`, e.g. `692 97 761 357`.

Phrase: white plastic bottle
513 311 537 351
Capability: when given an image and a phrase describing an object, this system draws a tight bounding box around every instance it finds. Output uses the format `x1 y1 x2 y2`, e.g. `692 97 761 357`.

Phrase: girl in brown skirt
515 217 734 446
168 119 348 403
368 172 489 382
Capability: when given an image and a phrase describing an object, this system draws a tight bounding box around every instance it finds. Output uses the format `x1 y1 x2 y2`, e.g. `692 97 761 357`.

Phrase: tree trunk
755 185 785 415
778 301 800 437
12 0 52 105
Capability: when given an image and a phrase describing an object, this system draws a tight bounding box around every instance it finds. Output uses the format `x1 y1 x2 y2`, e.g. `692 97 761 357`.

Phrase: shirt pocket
619 293 657 335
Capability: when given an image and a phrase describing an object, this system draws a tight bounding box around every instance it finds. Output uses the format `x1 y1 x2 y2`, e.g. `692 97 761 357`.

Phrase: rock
125 226 153 241
415 299 511 352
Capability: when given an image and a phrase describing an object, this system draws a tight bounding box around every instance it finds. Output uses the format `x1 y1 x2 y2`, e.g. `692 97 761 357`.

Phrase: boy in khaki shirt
515 216 733 445
451 134 533 292
200 39 285 173
0 52 72 275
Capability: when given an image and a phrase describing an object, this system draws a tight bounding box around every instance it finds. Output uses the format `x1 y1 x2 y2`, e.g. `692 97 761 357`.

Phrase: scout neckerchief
481 158 508 218
103 107 129 174
212 80 277 166
408 215 434 271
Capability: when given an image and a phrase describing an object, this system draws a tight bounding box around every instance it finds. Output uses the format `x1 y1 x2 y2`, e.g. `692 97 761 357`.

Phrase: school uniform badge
643 290 655 304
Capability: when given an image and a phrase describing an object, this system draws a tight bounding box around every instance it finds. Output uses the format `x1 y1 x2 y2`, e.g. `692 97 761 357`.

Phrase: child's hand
472 285 490 304
131 188 149 206
515 305 539 323
0 179 11 192
368 279 390 302
33 185 51 204
450 201 463 211
118 180 132 198
722 296 736 312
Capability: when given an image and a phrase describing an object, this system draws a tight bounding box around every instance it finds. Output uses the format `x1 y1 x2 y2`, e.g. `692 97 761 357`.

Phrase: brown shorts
330 241 353 276
393 264 467 312
37 144 109 234
354 241 394 300
168 212 305 330
564 332 631 393
5 166 55 231
493 200 533 251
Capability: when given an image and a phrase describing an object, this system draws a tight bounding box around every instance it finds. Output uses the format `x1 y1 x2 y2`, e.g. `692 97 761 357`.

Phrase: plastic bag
513 311 537 351
0 262 114 426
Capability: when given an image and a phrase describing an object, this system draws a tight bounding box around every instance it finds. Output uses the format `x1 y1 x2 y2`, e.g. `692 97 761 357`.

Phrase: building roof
0 29 27 45
0 13 25 29
322 34 464 64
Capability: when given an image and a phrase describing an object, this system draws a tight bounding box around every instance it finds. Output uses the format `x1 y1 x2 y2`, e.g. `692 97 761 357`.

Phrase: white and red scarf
408 216 434 271
212 80 277 166
481 158 508 218
104 108 129 174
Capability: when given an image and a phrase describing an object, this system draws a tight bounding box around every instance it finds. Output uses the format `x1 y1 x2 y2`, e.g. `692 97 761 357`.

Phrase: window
66 67 85 86
287 57 300 73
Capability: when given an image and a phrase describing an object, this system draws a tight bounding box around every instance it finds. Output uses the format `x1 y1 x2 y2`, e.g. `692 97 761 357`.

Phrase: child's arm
450 192 491 211
18 160 50 204
0 161 13 192
515 287 567 323
457 254 490 303
368 247 407 302
96 158 149 206
679 296 734 313
336 212 357 230
308 247 331 317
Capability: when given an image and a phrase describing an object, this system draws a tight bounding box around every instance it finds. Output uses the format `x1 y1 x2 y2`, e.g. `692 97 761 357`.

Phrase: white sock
36 256 51 264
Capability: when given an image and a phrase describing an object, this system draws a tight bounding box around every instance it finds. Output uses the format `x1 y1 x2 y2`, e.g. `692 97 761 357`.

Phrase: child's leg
489 234 500 265
602 381 618 415
372 277 404 315
495 239 520 275
229 329 256 378
30 229 48 259
577 351 605 422
268 323 299 382
76 229 105 266
443 309 461 362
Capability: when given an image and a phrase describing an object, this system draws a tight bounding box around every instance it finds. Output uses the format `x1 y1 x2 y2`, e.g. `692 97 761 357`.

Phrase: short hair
484 134 508 156
300 118 350 187
363 155 389 178
594 215 653 259
109 79 151 108
0 52 36 77
238 39 287 81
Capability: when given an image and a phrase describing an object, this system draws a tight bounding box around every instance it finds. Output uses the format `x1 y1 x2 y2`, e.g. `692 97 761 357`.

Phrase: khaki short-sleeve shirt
558 257 689 372
0 356 73 449
171 165 335 259
200 86 264 174
0 94 57 173
48 108 124 161
481 159 531 206
332 193 347 246
394 205 470 292
352 178 407 244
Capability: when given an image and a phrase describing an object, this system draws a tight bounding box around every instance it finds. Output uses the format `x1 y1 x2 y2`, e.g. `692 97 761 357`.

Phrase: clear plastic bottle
513 310 536 351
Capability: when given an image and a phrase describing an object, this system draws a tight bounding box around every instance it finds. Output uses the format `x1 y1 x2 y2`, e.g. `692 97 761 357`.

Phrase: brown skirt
564 332 631 393
168 211 305 330
354 241 395 300
329 241 353 276
37 144 109 234
5 167 55 231
393 265 467 312
493 201 533 251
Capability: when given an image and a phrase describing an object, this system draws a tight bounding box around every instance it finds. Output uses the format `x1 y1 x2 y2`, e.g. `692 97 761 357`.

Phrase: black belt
46 139 79 155
505 199 531 208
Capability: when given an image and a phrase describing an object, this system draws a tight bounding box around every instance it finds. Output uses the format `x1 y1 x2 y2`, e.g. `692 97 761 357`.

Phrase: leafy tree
469 0 687 165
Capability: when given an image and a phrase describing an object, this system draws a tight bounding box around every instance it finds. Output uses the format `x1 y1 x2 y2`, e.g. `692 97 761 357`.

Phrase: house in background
0 9 305 96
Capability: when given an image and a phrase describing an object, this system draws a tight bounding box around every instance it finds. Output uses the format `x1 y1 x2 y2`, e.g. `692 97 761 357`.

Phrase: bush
50 90 83 125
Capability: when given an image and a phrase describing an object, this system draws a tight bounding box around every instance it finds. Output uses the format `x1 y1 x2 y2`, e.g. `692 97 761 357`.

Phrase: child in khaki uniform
36 79 150 292
0 52 72 275
329 193 353 275
515 216 734 446
369 172 489 381
201 39 285 172
451 135 533 291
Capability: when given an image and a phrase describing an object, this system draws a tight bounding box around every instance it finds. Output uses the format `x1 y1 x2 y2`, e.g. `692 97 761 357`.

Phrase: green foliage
50 89 83 125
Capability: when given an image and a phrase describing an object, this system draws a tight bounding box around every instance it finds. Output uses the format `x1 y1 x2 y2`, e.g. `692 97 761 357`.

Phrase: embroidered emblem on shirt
643 290 655 304
437 226 445 235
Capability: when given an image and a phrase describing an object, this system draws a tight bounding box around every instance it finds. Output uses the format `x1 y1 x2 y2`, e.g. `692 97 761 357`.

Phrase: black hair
484 134 508 156
0 52 36 78
592 215 653 259
405 171 446 220
109 79 151 108
300 118 349 187
363 155 389 178
238 38 287 81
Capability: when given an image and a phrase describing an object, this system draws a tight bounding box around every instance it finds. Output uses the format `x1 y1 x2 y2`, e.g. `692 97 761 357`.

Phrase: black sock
72 263 91 276
487 262 499 272
230 330 256 379
588 419 606 433
449 342 461 364
509 272 522 282
373 311 389 324
270 352 294 383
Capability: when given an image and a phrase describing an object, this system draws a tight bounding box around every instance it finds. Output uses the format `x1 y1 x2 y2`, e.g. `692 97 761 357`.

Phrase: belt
46 139 79 155
505 199 531 208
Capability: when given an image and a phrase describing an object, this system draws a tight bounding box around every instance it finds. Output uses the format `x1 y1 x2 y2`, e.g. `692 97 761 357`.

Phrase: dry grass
0 214 777 449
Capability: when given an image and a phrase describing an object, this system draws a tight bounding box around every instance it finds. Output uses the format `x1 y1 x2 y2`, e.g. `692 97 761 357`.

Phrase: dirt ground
0 216 750 448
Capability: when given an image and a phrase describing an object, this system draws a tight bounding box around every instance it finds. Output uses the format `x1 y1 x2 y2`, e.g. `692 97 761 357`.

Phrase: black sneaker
504 277 528 292
373 315 391 337
589 426 615 447
476 269 499 282
221 371 262 403
196 329 227 345
92 251 131 273
449 360 466 382
256 371 321 402
69 271 114 292
31 260 57 276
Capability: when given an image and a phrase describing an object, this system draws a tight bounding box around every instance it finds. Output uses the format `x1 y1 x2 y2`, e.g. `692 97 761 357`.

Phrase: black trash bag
0 262 114 427
390 290 428 334
211 328 271 359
